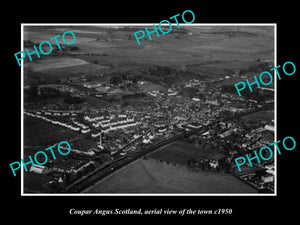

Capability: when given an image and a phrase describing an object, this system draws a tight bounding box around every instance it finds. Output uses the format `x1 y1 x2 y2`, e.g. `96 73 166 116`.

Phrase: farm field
25 57 109 77
148 141 225 166
85 159 257 193
27 57 89 72
24 115 78 147
23 25 274 86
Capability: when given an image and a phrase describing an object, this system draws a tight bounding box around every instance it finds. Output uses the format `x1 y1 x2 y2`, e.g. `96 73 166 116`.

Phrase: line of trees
221 85 273 101
109 65 206 88
25 85 85 104
187 157 231 173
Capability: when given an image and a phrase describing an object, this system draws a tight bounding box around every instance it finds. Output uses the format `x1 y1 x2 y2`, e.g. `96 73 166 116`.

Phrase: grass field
24 115 78 146
27 57 89 72
85 159 257 193
137 82 165 92
148 141 224 166
241 110 274 123
23 25 274 86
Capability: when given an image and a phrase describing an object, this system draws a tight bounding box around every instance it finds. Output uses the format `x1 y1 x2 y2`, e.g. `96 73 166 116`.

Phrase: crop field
27 57 89 72
85 159 257 193
71 138 98 151
148 141 224 166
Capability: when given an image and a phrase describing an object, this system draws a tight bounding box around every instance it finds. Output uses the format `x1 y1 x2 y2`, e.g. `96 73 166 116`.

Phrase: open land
148 141 225 166
24 25 274 86
241 110 274 123
24 115 78 147
85 159 257 193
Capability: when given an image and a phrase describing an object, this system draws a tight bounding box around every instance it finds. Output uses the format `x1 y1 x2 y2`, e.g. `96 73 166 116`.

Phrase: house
192 97 200 102
264 124 274 132
255 179 265 189
81 128 91 134
218 129 233 138
262 174 274 183
30 165 46 174
209 159 218 169
187 122 202 129
265 164 274 170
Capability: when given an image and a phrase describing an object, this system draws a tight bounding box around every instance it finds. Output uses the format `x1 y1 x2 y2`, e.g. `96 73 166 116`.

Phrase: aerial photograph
22 24 275 194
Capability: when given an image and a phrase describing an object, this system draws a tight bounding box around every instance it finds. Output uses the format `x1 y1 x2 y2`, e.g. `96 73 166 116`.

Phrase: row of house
24 111 80 132
91 121 141 137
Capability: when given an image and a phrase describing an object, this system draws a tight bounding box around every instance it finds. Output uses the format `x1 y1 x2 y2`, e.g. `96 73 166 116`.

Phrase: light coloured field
27 57 89 71
23 29 95 44
84 159 257 193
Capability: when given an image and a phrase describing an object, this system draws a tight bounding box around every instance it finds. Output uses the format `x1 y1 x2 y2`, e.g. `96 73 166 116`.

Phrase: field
23 173 54 193
24 57 110 84
24 115 78 147
148 141 224 166
84 159 257 193
241 110 274 123
23 25 274 86
27 57 89 72
137 82 165 92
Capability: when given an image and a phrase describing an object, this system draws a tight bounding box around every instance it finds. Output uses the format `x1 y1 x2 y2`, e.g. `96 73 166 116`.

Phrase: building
192 97 200 102
264 124 274 132
97 132 104 150
30 165 46 174
262 174 274 183
209 160 218 169
187 122 202 129
205 98 219 105
53 159 94 174
218 129 233 138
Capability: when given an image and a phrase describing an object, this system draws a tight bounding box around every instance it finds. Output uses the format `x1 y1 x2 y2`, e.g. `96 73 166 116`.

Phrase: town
23 64 275 193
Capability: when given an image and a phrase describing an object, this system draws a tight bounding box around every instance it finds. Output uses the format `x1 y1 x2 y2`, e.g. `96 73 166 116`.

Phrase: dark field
241 110 274 123
23 173 54 193
24 115 78 147
148 141 225 166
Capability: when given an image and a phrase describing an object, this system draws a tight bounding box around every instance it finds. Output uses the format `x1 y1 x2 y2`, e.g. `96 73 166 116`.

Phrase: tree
218 158 226 170
27 85 38 101
63 94 84 104
98 153 111 164
187 159 192 168
110 76 120 85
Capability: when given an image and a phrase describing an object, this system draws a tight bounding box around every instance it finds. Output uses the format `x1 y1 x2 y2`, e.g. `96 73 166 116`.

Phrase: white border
21 23 277 196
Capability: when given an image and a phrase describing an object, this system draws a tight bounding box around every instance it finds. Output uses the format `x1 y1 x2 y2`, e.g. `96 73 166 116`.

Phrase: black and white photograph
4 4 298 221
21 24 275 195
